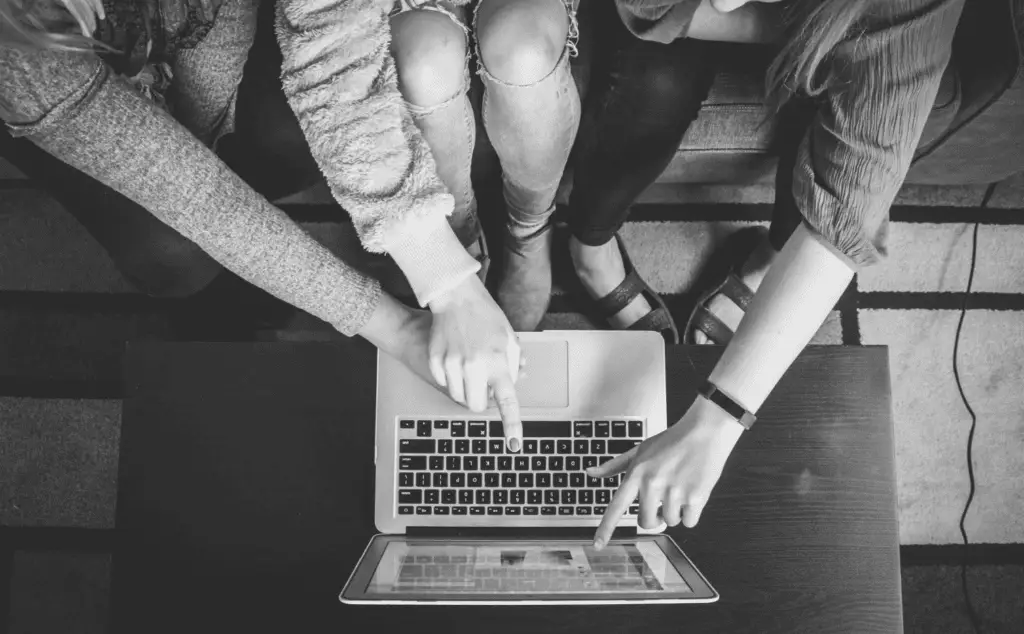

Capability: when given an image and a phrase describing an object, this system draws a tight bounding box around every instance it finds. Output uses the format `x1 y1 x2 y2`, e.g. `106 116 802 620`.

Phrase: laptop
340 330 718 605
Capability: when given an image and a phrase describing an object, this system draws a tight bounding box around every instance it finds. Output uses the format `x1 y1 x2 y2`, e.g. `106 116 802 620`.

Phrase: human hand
59 0 104 36
588 396 745 549
427 275 524 452
387 307 440 388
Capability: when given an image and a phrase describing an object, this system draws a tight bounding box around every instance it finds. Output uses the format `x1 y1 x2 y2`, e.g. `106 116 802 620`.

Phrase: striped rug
1 164 1022 633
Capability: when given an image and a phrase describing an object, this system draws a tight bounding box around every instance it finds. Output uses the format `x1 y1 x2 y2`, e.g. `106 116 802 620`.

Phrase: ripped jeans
391 0 581 252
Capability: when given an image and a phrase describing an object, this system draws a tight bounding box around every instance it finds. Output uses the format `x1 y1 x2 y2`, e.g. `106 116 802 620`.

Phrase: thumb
587 447 636 478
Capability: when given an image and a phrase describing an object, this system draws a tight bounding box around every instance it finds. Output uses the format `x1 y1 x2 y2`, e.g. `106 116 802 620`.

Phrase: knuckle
643 473 665 488
461 355 484 371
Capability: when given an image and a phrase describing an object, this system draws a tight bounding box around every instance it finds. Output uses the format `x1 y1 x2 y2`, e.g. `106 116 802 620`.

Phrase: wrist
384 213 480 308
427 273 483 313
357 292 418 354
691 393 746 443
698 379 757 430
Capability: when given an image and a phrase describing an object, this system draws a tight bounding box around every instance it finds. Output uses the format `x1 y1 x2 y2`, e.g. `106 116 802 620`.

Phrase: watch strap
698 380 757 430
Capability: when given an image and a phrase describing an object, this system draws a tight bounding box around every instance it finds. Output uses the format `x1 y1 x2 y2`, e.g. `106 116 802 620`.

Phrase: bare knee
391 10 468 108
476 0 568 85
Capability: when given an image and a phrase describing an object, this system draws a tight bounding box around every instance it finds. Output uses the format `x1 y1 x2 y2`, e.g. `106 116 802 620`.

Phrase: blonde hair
765 0 876 110
0 0 105 50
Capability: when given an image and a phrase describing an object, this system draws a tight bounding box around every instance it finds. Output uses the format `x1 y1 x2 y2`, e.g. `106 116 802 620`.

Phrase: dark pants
0 0 319 299
767 98 817 252
566 0 717 247
566 0 812 253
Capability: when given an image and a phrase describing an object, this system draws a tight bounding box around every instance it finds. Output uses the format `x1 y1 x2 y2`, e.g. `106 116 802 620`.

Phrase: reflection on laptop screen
365 541 692 595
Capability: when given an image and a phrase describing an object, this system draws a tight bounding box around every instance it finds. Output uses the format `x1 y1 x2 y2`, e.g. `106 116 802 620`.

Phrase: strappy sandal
684 226 766 345
583 233 680 345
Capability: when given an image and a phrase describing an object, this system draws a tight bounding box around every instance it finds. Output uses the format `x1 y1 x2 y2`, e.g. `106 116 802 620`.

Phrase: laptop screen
365 540 693 595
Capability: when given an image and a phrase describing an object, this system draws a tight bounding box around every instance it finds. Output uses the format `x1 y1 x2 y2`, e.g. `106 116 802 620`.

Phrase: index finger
491 373 522 453
593 474 640 549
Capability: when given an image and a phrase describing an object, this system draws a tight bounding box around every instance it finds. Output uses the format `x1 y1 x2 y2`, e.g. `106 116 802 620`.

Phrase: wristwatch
698 379 757 430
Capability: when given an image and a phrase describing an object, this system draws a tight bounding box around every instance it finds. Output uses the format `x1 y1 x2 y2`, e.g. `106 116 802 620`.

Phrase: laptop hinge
406 526 639 539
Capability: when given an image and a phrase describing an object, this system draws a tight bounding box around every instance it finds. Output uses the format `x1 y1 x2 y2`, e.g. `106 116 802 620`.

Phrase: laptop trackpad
516 340 569 408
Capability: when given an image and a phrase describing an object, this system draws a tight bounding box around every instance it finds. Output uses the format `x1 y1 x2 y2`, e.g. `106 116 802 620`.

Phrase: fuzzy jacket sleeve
275 0 479 307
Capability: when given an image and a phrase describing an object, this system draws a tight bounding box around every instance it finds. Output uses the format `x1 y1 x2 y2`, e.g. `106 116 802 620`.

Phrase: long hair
765 0 876 111
0 0 103 50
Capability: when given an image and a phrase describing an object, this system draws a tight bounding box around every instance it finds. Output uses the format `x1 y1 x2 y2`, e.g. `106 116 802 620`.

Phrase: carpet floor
1 162 1023 632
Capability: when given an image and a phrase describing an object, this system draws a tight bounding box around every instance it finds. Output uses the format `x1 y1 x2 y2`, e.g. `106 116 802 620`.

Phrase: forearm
614 0 782 44
275 0 478 306
686 0 784 43
713 0 965 414
357 290 417 351
708 223 854 413
2 50 381 336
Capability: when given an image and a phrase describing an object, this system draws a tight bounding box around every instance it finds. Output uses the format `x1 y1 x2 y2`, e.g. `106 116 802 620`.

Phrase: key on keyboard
395 418 643 517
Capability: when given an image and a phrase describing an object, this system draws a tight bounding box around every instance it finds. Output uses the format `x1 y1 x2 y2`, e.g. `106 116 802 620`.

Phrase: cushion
664 52 961 184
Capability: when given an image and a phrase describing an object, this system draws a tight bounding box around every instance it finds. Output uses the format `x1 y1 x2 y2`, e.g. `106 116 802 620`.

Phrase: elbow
1 54 108 142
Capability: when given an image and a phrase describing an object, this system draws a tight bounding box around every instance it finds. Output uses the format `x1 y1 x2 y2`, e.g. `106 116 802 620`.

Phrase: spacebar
521 421 572 437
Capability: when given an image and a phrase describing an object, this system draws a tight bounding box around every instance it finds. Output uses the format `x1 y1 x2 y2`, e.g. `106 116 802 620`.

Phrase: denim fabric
392 0 583 252
475 0 582 249
396 3 481 248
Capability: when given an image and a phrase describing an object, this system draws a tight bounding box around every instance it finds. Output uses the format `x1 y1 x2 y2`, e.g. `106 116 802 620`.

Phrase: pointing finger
491 372 522 453
593 473 640 549
586 446 636 478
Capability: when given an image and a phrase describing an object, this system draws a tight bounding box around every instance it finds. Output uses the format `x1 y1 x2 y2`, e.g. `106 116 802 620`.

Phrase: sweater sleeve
791 0 966 268
0 44 382 336
275 0 479 308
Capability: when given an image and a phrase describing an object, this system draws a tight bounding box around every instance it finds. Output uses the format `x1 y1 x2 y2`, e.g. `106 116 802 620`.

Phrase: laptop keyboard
395 419 642 518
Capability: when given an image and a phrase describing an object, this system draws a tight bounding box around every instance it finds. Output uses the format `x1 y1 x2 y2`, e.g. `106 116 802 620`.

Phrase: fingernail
593 539 604 550
508 437 521 452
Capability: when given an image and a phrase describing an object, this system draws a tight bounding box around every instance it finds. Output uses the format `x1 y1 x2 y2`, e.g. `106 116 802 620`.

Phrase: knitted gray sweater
0 0 481 336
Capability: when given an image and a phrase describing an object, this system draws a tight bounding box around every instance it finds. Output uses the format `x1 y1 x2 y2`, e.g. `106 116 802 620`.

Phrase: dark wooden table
111 341 901 634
